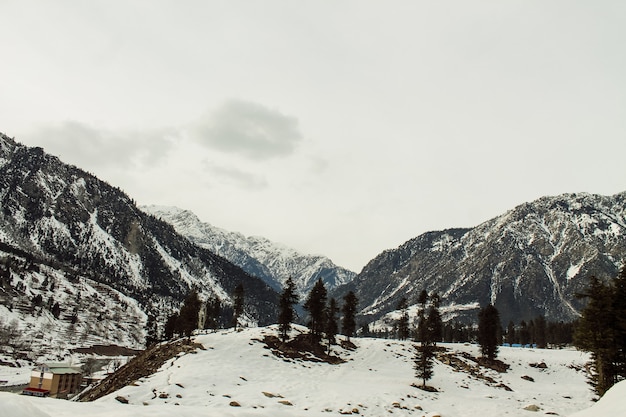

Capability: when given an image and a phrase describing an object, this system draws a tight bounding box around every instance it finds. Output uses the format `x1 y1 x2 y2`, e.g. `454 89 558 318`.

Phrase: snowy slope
142 205 356 296
1 325 598 417
0 133 280 354
569 379 626 417
340 192 626 325
0 248 146 358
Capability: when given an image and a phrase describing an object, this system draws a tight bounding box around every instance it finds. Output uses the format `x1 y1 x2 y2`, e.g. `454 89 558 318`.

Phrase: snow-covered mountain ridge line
0 133 278 354
141 205 356 296
336 191 626 325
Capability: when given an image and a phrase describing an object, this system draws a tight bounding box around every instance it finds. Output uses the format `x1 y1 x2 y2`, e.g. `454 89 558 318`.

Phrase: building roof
34 363 82 374
23 387 50 393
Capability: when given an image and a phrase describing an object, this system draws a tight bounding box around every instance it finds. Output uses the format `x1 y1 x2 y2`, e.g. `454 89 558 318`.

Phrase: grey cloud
193 99 302 160
26 121 175 170
204 161 268 190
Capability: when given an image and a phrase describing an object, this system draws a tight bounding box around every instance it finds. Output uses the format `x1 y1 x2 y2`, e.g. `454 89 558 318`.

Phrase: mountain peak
141 205 357 295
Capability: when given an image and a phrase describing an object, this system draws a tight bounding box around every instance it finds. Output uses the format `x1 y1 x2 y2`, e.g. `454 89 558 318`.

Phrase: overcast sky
1 1 625 272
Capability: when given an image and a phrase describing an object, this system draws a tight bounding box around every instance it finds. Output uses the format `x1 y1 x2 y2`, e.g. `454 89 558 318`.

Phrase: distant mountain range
1 131 625 355
335 191 626 326
141 205 356 298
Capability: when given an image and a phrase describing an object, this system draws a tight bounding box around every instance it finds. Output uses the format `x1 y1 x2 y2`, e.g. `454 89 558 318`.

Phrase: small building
23 363 82 398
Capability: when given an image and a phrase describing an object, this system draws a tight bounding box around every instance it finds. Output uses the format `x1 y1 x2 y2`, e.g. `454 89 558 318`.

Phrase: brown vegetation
78 338 203 402
260 334 346 364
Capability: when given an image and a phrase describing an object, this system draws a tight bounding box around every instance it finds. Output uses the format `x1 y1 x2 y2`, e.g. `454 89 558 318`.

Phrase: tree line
574 266 626 397
157 278 359 351
278 277 359 350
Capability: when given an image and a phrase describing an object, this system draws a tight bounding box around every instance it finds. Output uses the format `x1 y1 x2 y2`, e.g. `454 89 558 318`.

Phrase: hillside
336 192 626 325
141 205 356 296
0 133 278 354
0 325 598 417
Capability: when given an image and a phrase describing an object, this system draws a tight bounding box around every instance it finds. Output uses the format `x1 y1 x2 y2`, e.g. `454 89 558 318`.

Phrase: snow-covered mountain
336 192 626 325
0 133 278 354
141 205 356 296
0 326 599 417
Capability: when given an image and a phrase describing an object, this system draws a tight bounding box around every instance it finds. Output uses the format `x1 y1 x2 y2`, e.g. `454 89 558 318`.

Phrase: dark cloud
25 121 175 171
193 99 302 160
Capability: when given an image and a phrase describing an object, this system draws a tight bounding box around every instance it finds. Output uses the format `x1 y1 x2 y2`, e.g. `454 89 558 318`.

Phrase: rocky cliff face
141 205 356 298
336 192 626 325
0 133 278 353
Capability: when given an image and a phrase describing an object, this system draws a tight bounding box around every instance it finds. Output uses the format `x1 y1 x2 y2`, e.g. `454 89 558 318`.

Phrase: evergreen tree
416 290 428 342
278 277 298 342
414 291 440 389
232 283 244 330
203 296 221 331
414 343 435 388
506 320 516 346
341 291 358 341
304 278 328 337
535 315 547 349
51 301 61 319
519 320 530 346
574 270 626 397
32 293 43 307
426 293 442 344
145 314 159 346
613 267 626 379
396 297 410 340
478 304 500 362
178 290 201 337
528 319 536 346
325 298 339 352
164 313 179 339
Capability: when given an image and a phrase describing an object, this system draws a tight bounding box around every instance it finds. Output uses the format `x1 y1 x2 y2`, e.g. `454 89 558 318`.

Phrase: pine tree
416 290 428 342
51 301 61 319
396 297 410 340
304 278 327 337
506 320 516 346
426 293 442 344
232 283 244 330
203 296 221 331
325 298 339 353
478 304 500 362
535 315 547 349
341 291 358 342
528 319 536 346
164 313 179 339
613 267 626 379
414 343 435 388
519 320 530 346
414 291 440 389
178 290 201 337
574 270 626 397
145 314 159 346
278 277 298 342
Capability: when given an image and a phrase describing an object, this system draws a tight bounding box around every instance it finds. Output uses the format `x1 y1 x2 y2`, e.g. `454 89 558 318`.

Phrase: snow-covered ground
0 325 606 417
0 358 31 387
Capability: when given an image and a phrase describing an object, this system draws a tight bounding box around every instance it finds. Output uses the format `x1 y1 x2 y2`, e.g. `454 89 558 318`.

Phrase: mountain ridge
141 204 356 297
335 191 626 325
0 132 279 355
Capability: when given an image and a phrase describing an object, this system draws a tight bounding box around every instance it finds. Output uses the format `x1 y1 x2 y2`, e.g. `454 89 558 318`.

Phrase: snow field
1 325 601 417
